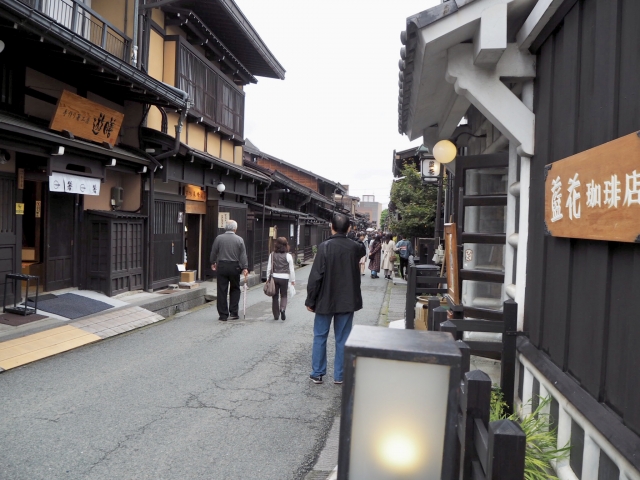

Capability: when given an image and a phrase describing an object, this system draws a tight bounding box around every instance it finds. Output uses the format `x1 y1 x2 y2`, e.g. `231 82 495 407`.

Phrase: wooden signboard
185 184 206 202
444 223 460 305
544 131 640 243
49 90 124 147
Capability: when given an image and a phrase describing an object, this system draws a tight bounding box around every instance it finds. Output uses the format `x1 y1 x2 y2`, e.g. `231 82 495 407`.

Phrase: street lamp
433 132 488 164
338 325 461 480
418 146 444 249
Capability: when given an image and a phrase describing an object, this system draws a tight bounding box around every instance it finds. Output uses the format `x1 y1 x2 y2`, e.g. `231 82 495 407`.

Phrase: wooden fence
455 362 526 479
405 265 519 413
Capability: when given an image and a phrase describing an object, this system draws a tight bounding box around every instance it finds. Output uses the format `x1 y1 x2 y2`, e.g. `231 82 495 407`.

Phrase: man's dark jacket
305 234 367 315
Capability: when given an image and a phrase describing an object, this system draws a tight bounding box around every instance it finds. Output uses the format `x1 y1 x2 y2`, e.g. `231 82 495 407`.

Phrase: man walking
395 234 414 280
306 213 366 384
210 220 248 321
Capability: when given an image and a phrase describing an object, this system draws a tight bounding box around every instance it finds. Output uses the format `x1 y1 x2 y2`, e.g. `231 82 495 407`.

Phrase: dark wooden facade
84 211 145 296
525 0 640 438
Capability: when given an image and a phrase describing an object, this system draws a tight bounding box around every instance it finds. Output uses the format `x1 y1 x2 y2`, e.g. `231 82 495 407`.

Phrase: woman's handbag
263 254 276 297
389 252 397 262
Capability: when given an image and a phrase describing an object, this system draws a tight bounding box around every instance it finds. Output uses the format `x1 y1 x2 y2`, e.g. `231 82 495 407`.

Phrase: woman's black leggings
272 277 289 318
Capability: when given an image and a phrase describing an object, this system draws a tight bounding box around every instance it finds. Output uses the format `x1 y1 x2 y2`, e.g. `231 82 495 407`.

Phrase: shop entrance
185 213 202 279
45 191 76 291
21 179 45 282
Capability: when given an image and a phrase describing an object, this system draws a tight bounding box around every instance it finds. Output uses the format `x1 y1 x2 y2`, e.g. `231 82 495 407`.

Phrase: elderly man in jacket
306 212 366 384
210 220 249 321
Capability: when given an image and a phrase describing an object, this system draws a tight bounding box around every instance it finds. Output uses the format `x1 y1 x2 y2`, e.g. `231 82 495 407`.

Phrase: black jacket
305 234 367 314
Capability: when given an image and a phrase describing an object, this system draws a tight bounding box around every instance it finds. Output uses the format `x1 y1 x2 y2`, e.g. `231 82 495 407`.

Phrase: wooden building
398 0 640 478
0 0 284 298
243 140 341 269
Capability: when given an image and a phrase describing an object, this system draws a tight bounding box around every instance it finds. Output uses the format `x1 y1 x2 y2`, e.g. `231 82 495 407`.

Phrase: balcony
21 0 131 62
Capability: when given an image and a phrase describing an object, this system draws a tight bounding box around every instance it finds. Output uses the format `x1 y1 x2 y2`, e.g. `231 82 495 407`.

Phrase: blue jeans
311 312 354 382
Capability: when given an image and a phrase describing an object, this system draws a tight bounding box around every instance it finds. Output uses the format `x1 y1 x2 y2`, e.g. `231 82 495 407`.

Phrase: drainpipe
146 167 154 290
131 0 140 65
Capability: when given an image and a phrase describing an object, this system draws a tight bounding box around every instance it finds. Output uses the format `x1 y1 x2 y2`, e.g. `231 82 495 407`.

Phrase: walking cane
242 274 248 320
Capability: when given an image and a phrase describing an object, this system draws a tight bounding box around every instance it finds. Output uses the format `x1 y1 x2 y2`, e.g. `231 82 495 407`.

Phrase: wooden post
101 22 108 49
451 304 465 319
486 420 526 479
433 306 448 332
440 319 458 339
456 340 471 380
501 300 518 414
405 265 416 329
459 370 492 480
427 296 441 330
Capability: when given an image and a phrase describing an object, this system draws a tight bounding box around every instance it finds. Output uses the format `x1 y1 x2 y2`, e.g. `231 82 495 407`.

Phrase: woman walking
358 232 367 276
368 235 382 278
266 237 295 320
381 233 396 279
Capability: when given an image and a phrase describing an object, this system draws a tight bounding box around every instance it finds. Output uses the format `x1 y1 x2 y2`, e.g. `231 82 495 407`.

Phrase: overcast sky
238 0 440 207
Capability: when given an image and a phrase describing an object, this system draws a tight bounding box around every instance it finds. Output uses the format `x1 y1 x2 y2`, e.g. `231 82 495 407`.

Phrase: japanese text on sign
544 132 640 243
49 90 124 147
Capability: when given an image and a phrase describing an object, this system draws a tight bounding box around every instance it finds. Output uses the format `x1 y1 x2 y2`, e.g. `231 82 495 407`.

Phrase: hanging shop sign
544 131 640 243
185 184 206 202
49 172 101 195
49 90 124 147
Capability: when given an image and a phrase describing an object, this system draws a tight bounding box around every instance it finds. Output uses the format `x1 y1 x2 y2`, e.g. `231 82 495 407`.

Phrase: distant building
357 195 382 228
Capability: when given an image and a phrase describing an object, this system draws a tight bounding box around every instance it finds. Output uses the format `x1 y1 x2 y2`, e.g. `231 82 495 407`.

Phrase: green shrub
490 388 570 480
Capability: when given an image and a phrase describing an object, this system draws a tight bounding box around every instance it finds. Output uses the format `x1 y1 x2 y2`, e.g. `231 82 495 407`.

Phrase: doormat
34 293 113 319
26 294 58 303
0 312 49 327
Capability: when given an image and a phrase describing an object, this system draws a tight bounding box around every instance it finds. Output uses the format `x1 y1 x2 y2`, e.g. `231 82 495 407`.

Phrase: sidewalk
0 273 262 373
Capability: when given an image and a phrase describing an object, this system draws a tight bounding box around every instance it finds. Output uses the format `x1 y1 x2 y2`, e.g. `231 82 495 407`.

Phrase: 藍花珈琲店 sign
544 131 640 243
49 90 124 147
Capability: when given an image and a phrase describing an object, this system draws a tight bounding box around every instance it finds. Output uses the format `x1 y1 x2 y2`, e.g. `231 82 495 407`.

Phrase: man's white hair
225 220 238 231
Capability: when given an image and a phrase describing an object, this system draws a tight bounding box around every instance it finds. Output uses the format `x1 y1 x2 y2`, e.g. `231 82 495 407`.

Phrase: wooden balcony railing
23 0 131 61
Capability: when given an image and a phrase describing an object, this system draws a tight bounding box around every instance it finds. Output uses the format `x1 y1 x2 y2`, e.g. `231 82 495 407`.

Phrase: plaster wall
163 40 176 86
207 132 221 157
84 170 141 211
234 146 243 165
220 140 234 162
148 29 164 82
187 124 206 152
151 8 164 28
90 0 127 33
165 25 186 38
147 106 163 132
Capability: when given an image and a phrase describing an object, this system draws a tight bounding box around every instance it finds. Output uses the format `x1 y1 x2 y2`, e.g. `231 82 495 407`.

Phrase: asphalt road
0 265 387 480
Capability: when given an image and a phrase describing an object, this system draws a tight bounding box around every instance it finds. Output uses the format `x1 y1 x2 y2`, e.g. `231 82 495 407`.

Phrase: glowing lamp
432 140 457 164
216 182 226 193
338 326 461 480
